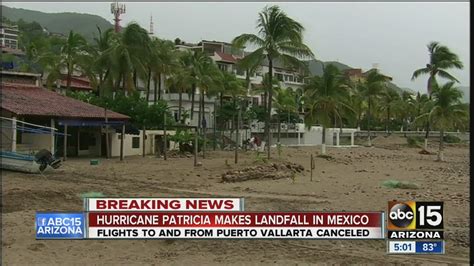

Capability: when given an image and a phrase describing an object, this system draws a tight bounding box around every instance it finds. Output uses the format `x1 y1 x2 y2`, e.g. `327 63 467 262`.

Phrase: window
132 137 140 149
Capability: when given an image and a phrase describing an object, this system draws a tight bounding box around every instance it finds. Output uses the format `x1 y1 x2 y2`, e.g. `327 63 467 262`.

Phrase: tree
418 82 468 161
149 38 178 103
412 42 464 95
304 64 351 154
412 42 464 149
104 23 152 92
34 31 87 90
378 87 400 133
232 5 314 159
359 69 391 146
166 65 193 123
273 87 298 143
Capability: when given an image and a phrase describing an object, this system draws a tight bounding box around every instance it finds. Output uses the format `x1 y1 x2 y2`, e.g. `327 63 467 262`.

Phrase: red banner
88 212 382 227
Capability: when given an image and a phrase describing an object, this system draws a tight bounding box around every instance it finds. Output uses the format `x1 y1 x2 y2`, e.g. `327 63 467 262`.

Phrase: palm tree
166 66 193 123
359 69 391 146
232 5 314 159
418 82 468 161
60 31 88 90
35 31 87 90
105 23 152 92
304 64 351 155
180 50 211 122
149 38 178 103
408 92 431 131
74 27 115 96
412 42 464 95
273 87 297 143
412 42 464 149
378 87 400 133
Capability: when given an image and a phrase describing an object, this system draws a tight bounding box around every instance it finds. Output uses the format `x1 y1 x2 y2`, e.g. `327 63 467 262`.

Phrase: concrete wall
110 130 177 157
303 126 323 145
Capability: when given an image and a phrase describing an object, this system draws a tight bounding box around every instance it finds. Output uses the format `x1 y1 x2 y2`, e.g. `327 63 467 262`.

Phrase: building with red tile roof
1 83 128 120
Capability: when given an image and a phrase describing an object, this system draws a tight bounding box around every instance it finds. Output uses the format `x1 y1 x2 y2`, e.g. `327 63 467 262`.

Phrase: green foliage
383 180 419 189
406 136 423 148
169 128 200 153
277 143 282 157
2 5 113 42
443 134 461 143
246 105 267 123
67 90 173 129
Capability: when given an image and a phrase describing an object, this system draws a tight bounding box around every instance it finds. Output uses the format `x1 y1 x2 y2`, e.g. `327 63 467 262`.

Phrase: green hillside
306 59 352 77
1 5 113 42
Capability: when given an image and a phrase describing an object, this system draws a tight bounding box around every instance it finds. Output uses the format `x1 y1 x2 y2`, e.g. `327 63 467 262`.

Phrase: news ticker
36 198 445 255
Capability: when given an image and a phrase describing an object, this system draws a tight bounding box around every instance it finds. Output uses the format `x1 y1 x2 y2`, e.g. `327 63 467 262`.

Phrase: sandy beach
2 136 469 265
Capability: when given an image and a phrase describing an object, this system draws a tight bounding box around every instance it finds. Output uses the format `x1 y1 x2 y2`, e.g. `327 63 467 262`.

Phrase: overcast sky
3 2 470 92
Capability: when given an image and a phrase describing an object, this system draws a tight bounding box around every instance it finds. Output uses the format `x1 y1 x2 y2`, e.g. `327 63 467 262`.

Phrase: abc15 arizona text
387 201 444 240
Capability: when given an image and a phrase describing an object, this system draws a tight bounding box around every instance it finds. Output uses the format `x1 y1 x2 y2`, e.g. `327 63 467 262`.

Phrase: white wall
110 130 177 157
303 126 323 145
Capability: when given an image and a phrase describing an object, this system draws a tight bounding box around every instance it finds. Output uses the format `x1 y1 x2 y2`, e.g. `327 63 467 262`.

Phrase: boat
1 117 62 174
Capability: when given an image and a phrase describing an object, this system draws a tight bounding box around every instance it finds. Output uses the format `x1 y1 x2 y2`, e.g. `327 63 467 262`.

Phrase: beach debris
419 149 435 155
221 162 304 182
382 180 419 189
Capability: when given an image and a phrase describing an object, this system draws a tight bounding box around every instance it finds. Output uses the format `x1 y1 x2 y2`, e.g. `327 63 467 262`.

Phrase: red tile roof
58 75 93 90
215 52 238 63
0 83 129 120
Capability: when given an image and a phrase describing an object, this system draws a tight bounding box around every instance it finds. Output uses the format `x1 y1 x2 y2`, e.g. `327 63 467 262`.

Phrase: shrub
406 137 421 148
443 134 461 143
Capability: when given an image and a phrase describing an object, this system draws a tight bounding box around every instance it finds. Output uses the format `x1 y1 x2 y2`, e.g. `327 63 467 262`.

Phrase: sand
1 137 470 265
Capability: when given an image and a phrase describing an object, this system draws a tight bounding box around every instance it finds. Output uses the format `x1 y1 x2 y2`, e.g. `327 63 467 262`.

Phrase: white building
0 24 19 50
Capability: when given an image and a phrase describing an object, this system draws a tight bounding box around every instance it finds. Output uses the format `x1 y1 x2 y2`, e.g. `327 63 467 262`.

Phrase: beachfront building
0 24 19 50
0 83 129 159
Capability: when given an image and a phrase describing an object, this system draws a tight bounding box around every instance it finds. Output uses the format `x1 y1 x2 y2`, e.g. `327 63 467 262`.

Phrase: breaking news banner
36 212 85 239
84 198 244 212
35 197 385 240
386 201 445 255
85 212 384 239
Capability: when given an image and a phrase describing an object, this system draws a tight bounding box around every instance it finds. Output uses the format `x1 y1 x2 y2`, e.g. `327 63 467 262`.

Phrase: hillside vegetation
1 5 113 41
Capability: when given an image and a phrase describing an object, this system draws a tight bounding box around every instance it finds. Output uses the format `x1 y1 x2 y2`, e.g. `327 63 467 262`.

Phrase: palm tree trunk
146 68 151 102
277 118 281 144
122 74 127 93
424 121 430 150
100 68 110 97
367 97 372 146
153 76 158 104
157 73 162 101
191 83 196 120
321 125 326 155
266 58 273 159
66 66 72 91
437 129 444 161
198 90 203 133
178 89 183 123
133 70 137 89
386 107 390 133
425 75 435 149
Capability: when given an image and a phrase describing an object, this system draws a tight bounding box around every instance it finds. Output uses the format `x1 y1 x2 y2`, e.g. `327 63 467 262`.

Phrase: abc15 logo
387 201 443 230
